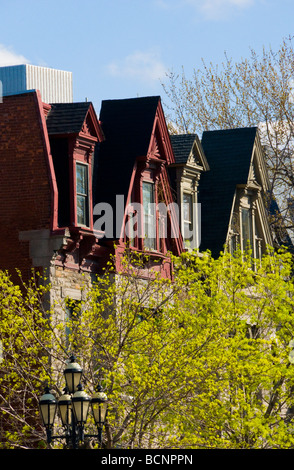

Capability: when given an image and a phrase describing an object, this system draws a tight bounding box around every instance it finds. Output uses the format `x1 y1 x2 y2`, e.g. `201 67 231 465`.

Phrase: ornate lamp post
38 355 108 449
91 385 108 445
39 387 58 444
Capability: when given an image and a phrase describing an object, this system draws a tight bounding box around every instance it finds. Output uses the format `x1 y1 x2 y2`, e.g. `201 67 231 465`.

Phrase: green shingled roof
199 127 258 257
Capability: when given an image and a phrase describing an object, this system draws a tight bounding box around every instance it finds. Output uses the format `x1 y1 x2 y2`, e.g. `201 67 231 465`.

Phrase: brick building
0 65 289 312
0 69 188 315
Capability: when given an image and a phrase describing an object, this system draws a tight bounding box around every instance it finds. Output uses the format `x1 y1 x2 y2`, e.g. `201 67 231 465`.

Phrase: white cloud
196 0 254 6
196 0 254 19
154 0 256 20
106 49 167 84
0 44 29 66
153 0 170 8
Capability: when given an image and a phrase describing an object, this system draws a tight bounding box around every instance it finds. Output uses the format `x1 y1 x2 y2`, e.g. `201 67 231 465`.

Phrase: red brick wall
0 92 52 281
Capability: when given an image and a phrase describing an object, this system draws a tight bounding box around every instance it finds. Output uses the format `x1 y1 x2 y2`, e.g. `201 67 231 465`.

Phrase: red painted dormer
95 96 184 278
46 102 104 232
127 100 182 256
46 102 107 272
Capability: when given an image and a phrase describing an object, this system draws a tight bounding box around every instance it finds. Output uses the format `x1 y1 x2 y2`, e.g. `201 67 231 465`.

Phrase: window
254 219 263 261
241 207 253 252
142 181 156 250
228 212 240 255
183 193 193 247
76 163 89 226
229 192 265 260
126 163 178 255
255 237 262 260
246 324 260 340
126 199 136 247
65 299 81 350
229 233 239 255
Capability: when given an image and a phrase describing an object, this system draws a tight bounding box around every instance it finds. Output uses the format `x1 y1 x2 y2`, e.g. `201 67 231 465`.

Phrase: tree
173 248 294 448
2 249 294 449
0 270 53 448
162 36 294 237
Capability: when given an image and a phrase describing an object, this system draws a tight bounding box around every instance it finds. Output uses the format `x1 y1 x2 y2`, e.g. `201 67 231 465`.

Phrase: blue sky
0 0 293 113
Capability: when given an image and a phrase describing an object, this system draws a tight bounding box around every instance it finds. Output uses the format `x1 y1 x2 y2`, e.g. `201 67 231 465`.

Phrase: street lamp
38 356 108 448
58 388 72 427
39 386 58 444
72 384 91 423
91 385 108 445
63 355 83 394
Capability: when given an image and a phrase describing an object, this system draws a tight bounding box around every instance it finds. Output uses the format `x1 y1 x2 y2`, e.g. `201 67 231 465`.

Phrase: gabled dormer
169 134 209 250
128 99 183 256
94 96 183 278
46 102 104 232
229 132 273 258
199 127 275 259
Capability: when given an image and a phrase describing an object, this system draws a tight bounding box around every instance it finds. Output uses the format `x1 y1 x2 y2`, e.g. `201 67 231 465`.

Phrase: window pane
76 163 89 226
184 222 192 241
242 208 252 250
183 193 193 244
143 182 154 210
255 221 263 259
256 239 261 260
229 234 239 255
142 182 155 250
65 300 81 350
77 195 87 225
183 193 192 222
76 164 87 195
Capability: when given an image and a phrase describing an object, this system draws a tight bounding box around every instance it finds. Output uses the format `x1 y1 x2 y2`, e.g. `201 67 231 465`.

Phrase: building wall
0 91 52 282
48 262 97 323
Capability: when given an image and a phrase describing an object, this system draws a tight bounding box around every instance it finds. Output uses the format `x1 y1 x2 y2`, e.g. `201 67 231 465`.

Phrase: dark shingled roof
170 134 197 164
199 127 258 258
46 102 91 135
93 96 161 237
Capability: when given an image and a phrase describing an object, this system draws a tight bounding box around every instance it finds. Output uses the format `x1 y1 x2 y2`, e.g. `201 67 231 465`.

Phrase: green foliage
2 249 294 448
0 270 53 448
171 249 294 448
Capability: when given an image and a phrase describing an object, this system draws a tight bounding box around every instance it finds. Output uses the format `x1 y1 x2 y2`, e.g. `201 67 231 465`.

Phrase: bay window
229 192 265 260
125 162 169 253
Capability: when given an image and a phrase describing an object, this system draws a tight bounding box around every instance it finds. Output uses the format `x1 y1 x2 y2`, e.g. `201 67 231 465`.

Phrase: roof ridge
202 126 258 136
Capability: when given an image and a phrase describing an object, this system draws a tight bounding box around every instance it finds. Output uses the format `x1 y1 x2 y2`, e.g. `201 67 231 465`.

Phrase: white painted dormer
227 133 273 259
169 134 209 250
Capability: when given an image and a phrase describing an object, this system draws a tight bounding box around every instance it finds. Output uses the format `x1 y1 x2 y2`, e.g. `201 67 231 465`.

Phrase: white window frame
180 180 198 250
230 191 264 260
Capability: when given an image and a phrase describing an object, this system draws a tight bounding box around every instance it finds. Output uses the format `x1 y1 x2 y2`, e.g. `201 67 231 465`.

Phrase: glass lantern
39 387 57 430
91 386 108 428
64 355 83 394
72 384 91 425
58 388 72 427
